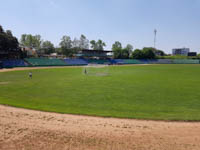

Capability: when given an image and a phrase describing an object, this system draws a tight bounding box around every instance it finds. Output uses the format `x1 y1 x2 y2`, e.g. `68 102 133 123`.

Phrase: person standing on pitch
29 71 32 79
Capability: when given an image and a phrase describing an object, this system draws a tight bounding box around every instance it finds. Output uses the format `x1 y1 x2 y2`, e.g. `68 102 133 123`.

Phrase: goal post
83 64 109 76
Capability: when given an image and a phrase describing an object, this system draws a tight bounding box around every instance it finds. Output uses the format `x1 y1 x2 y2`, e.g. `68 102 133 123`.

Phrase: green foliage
142 47 156 59
125 44 133 54
39 41 55 55
1 65 200 121
112 42 133 59
20 34 42 50
90 39 106 50
71 35 89 50
112 41 122 59
131 47 156 59
112 41 122 50
121 47 130 59
131 49 144 59
79 34 89 49
0 25 19 53
59 35 74 57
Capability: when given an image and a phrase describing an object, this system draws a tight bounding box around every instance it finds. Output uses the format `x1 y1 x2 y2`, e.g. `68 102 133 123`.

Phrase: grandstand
25 58 67 66
110 59 125 65
77 49 112 58
0 58 200 69
87 59 110 65
172 59 199 64
123 59 142 64
63 59 88 66
156 59 173 64
1 59 27 68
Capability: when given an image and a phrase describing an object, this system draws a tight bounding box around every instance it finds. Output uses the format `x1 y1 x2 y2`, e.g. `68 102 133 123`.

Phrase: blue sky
0 0 200 53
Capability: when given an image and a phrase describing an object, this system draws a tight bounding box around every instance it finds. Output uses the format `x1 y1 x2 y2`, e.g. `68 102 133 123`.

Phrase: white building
172 48 190 56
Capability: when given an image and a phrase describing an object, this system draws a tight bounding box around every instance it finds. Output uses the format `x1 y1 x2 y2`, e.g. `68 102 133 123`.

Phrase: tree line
0 25 19 52
20 34 108 57
0 24 166 59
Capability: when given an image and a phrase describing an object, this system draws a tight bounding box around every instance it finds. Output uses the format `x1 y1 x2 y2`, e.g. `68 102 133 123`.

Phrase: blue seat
63 59 88 65
2 59 27 68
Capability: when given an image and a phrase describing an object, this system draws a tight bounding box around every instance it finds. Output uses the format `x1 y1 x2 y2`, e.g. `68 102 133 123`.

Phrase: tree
96 40 106 50
121 44 133 59
125 44 133 54
112 41 123 59
59 36 72 49
90 39 106 50
55 47 62 55
0 25 21 58
142 47 156 59
155 49 165 56
0 25 4 33
72 38 80 49
131 49 144 59
5 30 19 51
79 34 89 49
112 41 122 50
90 40 97 50
121 48 130 59
39 41 55 54
20 34 42 50
59 35 73 57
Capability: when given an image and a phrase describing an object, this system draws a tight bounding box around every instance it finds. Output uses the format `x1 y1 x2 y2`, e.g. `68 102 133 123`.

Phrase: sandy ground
0 64 152 73
0 105 200 150
0 66 82 72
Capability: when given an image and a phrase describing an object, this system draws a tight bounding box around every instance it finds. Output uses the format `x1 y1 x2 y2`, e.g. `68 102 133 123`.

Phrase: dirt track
0 64 151 73
1 105 200 150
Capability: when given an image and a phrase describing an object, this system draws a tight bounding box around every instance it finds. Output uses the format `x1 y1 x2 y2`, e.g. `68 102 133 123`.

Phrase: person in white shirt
29 71 32 79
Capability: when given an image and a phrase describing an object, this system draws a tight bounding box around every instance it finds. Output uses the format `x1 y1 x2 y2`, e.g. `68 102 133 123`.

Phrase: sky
0 0 200 54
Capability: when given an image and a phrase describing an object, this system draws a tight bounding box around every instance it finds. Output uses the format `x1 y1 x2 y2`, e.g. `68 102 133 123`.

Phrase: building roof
81 49 113 53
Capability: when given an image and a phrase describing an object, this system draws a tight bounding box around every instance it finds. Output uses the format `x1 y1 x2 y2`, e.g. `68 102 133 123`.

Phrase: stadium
1 1 200 148
1 49 200 149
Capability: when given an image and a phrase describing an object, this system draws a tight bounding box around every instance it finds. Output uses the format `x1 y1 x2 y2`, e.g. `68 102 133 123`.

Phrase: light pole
154 29 157 49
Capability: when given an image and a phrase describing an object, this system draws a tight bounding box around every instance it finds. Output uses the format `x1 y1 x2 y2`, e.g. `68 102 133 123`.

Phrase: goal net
83 64 109 76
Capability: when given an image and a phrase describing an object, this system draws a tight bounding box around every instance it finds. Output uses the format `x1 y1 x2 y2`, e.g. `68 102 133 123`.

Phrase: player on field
29 71 32 79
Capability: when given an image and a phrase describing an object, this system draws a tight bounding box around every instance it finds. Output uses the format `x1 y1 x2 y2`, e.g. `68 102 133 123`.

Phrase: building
172 48 190 56
76 49 113 59
188 52 197 57
21 47 37 57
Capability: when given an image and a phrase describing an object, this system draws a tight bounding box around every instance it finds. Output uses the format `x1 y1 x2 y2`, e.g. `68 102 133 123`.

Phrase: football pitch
0 64 200 121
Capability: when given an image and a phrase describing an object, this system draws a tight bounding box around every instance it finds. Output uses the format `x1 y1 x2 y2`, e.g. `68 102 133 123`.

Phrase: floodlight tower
154 29 157 49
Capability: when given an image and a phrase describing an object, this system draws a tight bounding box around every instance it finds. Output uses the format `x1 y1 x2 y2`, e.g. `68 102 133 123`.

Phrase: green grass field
0 65 200 121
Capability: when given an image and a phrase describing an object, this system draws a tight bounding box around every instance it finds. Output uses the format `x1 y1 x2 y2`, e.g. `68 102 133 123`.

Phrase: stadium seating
25 58 67 66
172 59 199 64
123 59 143 64
144 59 172 64
1 58 199 68
110 59 125 64
63 59 88 65
2 59 27 68
156 59 173 64
138 59 149 64
87 59 110 64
